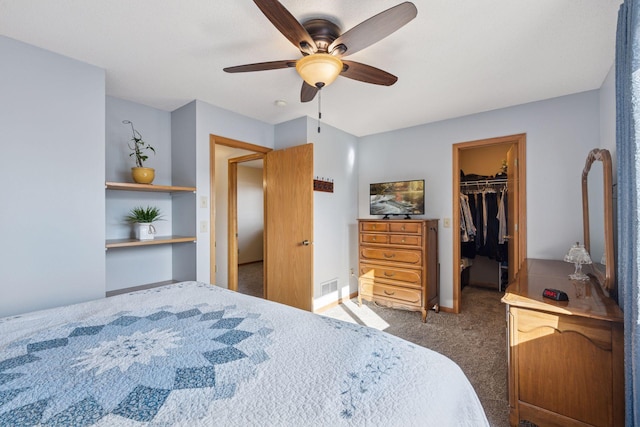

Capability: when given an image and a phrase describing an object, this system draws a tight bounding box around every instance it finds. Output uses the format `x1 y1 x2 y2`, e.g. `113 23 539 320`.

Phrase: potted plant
126 206 164 240
123 120 156 184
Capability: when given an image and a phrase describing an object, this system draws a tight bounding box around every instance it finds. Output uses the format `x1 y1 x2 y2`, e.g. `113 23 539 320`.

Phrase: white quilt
0 282 489 426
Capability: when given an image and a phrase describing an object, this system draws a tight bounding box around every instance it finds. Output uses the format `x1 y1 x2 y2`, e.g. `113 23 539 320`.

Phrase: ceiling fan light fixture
295 53 343 88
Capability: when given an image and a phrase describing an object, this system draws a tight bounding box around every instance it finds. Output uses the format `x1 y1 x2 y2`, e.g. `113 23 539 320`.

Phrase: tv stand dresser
357 219 439 322
502 259 623 426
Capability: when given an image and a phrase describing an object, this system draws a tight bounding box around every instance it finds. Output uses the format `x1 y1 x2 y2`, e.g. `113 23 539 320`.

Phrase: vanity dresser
502 149 623 426
357 219 439 322
502 259 623 426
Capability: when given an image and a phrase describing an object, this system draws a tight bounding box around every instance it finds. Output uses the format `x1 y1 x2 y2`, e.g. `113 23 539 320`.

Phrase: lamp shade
563 243 592 265
564 242 592 281
296 53 343 88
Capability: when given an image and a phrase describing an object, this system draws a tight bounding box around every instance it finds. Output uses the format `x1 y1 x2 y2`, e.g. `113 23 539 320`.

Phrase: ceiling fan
223 0 417 102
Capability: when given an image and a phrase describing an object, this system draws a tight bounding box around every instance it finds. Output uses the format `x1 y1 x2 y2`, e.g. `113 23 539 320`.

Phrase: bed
0 282 489 426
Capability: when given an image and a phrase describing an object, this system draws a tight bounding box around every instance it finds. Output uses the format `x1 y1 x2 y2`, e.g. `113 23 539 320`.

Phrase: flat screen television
370 179 425 218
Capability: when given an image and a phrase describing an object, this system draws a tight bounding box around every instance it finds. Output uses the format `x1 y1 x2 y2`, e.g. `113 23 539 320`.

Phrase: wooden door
264 144 313 311
506 144 519 282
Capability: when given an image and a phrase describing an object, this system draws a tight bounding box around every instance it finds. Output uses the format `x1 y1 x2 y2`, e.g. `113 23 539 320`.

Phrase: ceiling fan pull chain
317 89 322 133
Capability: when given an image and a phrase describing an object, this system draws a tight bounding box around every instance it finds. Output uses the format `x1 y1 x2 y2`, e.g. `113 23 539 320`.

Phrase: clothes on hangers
481 187 497 246
459 193 476 242
460 182 508 262
481 191 499 259
460 192 478 258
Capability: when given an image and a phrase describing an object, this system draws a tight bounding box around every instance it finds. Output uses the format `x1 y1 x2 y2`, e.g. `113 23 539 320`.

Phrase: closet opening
452 134 527 313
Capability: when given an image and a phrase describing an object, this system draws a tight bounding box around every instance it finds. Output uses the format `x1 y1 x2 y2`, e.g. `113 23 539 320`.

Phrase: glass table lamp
563 242 592 281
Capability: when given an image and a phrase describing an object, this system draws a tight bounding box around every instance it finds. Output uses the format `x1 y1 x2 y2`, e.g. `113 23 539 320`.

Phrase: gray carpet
322 286 509 427
238 261 264 298
238 262 510 426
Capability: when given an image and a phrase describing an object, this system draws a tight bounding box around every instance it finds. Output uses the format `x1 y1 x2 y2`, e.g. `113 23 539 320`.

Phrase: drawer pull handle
384 272 395 277
383 253 396 258
372 237 376 241
401 239 405 243
401 226 405 231
384 290 395 295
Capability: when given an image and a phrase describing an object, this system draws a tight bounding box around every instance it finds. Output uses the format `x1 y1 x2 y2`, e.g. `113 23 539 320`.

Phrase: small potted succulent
126 206 164 240
123 120 156 184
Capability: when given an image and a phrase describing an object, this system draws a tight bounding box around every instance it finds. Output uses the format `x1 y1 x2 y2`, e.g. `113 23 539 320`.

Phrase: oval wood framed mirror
582 148 615 293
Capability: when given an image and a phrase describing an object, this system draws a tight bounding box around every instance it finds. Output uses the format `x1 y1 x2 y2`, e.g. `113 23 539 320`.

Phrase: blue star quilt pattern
0 282 490 426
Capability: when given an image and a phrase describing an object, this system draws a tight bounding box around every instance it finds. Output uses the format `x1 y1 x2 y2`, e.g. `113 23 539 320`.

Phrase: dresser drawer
516 307 612 350
389 222 422 234
360 233 390 244
360 281 421 306
512 307 617 425
360 247 422 266
389 234 422 246
360 222 389 232
359 264 422 289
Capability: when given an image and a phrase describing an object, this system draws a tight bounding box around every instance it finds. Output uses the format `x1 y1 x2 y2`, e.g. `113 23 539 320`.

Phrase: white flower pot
135 223 156 240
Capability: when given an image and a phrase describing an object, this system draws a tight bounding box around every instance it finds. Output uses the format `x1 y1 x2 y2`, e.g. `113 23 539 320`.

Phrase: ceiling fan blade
329 2 417 57
301 82 318 102
223 60 296 73
254 0 317 54
341 61 398 86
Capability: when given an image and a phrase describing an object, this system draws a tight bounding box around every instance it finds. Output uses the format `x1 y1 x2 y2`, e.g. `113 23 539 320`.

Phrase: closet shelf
106 236 196 249
460 178 507 187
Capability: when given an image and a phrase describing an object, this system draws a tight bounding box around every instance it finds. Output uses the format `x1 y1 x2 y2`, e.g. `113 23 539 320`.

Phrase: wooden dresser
502 259 624 427
357 219 438 322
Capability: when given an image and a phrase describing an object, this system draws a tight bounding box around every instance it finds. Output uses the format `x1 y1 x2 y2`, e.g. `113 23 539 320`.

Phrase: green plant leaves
123 120 155 168
125 206 164 223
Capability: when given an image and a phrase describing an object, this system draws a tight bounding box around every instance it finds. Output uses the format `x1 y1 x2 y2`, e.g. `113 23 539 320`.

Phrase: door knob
503 235 512 240
302 240 310 246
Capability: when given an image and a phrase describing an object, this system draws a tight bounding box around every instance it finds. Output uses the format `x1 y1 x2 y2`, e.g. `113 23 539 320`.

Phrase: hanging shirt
459 193 476 242
498 190 507 244
482 189 497 245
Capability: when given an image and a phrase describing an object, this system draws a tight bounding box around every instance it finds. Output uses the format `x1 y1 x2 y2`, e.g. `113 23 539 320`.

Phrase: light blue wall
0 34 618 316
171 102 198 282
598 64 617 269
600 65 617 174
105 97 175 291
274 116 308 149
359 90 602 309
192 100 275 284
306 119 359 308
0 36 106 317
106 96 172 184
106 97 283 290
272 117 360 308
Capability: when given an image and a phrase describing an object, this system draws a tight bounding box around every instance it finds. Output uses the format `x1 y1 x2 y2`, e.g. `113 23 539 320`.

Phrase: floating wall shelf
106 182 196 193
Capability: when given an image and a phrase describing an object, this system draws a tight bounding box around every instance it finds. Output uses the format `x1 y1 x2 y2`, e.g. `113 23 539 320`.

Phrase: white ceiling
0 0 622 137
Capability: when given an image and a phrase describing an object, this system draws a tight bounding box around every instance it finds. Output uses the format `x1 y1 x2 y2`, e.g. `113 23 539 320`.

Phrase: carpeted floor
238 261 264 298
238 262 510 426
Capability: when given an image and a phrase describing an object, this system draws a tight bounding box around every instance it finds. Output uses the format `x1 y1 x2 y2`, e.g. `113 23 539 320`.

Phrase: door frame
452 133 527 313
209 135 271 286
228 152 265 292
